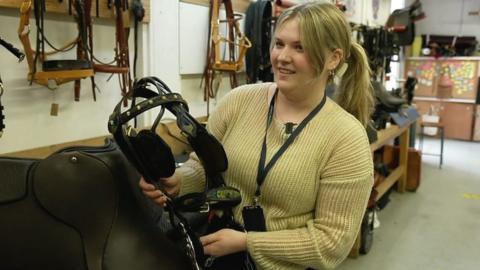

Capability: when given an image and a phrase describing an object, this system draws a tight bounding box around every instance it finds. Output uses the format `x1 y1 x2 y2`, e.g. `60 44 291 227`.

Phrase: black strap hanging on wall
245 0 274 83
0 77 4 137
131 0 145 80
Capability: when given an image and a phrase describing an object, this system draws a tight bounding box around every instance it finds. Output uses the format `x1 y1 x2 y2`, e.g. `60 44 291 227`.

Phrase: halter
17 0 95 100
202 0 251 112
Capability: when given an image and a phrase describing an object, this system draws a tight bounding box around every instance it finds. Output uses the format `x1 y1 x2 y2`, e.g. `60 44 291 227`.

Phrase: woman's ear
327 48 344 70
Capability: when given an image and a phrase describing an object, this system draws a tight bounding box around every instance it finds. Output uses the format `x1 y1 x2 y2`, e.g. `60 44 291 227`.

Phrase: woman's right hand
138 173 182 206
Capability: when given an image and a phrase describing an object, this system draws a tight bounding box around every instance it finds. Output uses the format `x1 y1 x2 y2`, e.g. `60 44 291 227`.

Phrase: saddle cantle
0 140 191 270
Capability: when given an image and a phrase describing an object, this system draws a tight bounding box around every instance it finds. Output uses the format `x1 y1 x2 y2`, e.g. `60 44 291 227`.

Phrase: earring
329 70 335 78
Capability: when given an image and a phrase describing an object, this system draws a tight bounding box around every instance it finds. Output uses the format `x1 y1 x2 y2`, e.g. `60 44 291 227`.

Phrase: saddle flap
33 151 117 270
0 157 36 203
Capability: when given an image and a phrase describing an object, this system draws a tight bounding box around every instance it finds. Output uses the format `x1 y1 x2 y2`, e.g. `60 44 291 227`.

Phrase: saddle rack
18 0 94 101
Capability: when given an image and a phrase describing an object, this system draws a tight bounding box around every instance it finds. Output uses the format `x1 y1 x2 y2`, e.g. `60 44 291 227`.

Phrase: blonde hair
274 2 374 126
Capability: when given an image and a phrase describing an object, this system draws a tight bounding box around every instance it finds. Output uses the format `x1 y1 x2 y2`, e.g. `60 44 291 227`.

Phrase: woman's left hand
200 229 247 257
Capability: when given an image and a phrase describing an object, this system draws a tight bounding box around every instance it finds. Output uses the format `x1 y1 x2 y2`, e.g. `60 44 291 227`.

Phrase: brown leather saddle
0 140 192 270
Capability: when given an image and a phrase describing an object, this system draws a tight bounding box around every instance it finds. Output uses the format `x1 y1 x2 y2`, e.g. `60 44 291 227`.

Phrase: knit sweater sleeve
246 123 374 269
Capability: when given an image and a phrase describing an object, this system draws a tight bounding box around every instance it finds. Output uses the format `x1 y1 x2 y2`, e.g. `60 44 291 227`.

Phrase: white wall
408 0 480 42
0 0 394 154
0 8 129 153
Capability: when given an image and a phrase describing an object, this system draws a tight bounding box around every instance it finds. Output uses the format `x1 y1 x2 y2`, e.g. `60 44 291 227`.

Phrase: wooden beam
1 116 209 159
181 0 251 13
0 0 150 23
370 124 409 152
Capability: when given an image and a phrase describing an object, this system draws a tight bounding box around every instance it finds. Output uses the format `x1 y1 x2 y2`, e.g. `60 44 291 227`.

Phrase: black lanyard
254 88 327 203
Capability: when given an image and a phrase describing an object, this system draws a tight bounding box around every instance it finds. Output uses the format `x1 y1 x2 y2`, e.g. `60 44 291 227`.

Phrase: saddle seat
0 140 191 270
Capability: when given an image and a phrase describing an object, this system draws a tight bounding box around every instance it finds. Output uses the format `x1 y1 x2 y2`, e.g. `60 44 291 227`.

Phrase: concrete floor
337 138 480 270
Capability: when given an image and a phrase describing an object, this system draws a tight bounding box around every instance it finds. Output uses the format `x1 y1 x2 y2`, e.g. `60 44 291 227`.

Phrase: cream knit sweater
178 83 373 270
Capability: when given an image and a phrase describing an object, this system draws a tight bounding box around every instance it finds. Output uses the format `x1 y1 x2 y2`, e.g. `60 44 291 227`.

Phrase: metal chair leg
439 127 444 169
419 125 424 151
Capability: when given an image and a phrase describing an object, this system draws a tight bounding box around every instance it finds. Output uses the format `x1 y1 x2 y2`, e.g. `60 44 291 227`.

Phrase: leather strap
245 0 273 83
84 0 132 105
0 77 4 137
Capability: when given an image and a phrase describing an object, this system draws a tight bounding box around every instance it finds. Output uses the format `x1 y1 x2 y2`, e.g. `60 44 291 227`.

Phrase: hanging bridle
84 0 132 106
202 0 251 112
17 0 95 101
0 35 25 137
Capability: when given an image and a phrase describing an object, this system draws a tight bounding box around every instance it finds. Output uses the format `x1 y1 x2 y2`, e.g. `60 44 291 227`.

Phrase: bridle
202 0 251 114
108 76 235 269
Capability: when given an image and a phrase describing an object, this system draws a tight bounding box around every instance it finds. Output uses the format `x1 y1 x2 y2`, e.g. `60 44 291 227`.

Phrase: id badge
242 205 266 232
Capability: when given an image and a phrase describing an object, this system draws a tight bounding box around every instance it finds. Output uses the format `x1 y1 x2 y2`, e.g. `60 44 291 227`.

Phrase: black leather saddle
385 0 425 46
0 140 192 270
371 80 406 112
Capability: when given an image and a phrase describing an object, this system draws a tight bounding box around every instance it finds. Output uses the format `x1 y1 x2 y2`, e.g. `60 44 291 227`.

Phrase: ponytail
335 42 374 127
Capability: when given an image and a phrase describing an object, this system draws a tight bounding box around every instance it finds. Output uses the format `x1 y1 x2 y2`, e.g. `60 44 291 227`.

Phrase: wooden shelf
414 96 476 104
407 56 480 61
0 116 208 158
0 0 151 23
370 124 409 152
350 123 411 258
375 165 404 201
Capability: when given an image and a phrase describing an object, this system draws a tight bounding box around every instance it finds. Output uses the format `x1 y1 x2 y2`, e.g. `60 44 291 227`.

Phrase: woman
140 2 374 269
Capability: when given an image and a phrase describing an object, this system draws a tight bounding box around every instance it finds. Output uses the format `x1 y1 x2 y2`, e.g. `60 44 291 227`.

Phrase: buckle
199 203 210 213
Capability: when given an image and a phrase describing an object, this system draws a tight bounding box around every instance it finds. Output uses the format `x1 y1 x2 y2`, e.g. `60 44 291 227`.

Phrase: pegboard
0 0 150 23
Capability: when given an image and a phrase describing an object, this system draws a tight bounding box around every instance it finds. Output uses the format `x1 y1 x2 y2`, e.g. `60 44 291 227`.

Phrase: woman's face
270 18 318 94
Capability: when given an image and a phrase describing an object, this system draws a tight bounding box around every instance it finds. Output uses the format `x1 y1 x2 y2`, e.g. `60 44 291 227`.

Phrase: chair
419 121 445 169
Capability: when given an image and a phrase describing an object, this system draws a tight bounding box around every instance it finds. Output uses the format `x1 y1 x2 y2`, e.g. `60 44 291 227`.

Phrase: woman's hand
138 173 181 206
200 229 247 257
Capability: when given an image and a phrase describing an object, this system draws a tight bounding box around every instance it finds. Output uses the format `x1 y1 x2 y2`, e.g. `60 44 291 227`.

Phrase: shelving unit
0 0 151 23
349 123 411 258
405 57 480 141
